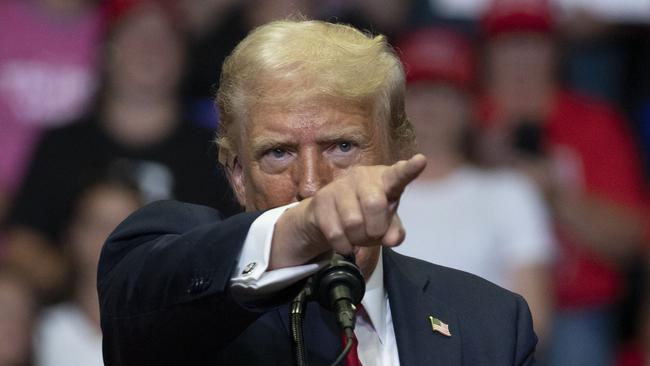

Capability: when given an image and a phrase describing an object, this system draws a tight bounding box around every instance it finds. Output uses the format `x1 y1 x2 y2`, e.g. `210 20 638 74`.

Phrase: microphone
314 253 366 332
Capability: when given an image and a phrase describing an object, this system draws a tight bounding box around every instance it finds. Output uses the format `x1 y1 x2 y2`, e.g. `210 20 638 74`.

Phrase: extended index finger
382 154 427 200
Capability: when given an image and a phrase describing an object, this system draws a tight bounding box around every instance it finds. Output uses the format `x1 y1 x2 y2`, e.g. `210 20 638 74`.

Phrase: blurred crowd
0 0 648 365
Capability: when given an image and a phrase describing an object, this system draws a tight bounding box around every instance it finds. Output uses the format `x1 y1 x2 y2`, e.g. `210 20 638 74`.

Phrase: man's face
108 4 183 97
230 98 389 210
487 33 555 87
228 97 390 277
406 82 469 153
485 33 556 124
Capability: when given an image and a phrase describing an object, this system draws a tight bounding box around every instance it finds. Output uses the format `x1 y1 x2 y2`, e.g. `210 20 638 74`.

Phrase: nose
295 148 332 201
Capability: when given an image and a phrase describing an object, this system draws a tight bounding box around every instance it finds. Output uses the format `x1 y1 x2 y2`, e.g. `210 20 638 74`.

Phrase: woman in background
4 0 240 299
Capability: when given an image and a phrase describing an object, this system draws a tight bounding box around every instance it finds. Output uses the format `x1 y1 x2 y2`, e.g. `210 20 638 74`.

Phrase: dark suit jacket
98 200 537 365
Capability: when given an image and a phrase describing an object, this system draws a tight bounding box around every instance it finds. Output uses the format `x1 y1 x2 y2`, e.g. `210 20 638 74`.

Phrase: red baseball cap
396 27 475 91
481 0 554 38
102 0 179 29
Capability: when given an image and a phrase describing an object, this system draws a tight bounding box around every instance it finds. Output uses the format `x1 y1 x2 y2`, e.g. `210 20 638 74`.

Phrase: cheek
246 168 298 209
361 140 390 166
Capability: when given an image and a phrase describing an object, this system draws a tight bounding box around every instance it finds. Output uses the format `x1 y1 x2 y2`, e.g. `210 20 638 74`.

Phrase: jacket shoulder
386 251 537 364
389 251 516 302
109 200 224 239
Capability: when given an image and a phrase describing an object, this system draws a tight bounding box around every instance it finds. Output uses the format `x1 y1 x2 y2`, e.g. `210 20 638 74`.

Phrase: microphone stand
290 254 365 366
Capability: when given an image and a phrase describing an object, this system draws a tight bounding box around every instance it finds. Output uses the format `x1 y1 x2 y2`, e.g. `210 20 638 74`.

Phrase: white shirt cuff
230 202 330 303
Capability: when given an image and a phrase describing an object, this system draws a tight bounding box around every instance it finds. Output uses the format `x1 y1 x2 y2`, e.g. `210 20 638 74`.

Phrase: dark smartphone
512 120 545 157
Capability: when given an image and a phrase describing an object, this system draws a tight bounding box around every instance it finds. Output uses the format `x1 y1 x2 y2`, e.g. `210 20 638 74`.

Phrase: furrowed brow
250 136 292 155
317 127 370 145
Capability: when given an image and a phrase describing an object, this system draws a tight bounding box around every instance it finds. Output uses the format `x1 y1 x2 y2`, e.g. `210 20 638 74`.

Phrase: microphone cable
290 254 365 366
330 328 354 366
291 277 314 366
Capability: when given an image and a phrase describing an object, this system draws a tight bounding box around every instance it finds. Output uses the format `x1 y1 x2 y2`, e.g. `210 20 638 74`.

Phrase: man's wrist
270 199 327 270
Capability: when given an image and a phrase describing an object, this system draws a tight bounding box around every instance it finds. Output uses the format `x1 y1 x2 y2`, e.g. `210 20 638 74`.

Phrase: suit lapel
384 249 463 366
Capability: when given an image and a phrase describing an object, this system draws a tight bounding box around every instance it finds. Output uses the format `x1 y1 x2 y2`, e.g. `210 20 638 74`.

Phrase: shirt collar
360 249 387 344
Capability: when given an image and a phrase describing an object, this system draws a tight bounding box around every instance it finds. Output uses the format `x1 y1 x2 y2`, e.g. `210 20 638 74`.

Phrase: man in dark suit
98 19 537 365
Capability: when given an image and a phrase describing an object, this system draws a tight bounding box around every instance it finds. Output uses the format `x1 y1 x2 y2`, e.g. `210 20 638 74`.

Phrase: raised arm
98 201 263 365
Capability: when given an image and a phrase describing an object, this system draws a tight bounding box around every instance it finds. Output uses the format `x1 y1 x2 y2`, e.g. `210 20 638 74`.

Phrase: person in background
394 26 555 341
0 0 102 223
0 268 36 366
3 0 240 300
33 176 142 366
477 0 648 365
180 0 313 129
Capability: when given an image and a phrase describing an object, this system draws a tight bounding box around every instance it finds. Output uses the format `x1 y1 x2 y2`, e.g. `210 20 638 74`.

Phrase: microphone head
314 253 365 311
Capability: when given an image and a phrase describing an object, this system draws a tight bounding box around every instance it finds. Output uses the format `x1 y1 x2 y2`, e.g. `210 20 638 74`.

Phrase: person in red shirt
477 1 648 365
395 26 555 341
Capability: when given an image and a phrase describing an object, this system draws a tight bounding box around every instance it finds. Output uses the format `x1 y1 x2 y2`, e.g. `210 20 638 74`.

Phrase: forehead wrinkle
316 125 370 144
246 119 318 153
243 99 377 153
248 107 321 134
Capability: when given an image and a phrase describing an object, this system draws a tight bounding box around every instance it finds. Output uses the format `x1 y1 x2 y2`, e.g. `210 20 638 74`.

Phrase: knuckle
362 194 387 213
341 213 364 230
323 228 345 243
366 224 388 239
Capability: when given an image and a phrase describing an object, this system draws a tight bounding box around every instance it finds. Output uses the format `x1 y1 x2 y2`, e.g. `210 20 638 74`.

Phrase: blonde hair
216 19 415 166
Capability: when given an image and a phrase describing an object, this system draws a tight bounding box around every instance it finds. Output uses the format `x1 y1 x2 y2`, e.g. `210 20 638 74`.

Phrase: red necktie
341 331 362 366
340 304 363 366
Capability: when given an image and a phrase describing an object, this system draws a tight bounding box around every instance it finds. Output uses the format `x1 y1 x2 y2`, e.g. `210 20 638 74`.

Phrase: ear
227 156 247 207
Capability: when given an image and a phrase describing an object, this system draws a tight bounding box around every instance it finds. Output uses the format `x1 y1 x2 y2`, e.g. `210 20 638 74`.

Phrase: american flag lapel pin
429 315 452 337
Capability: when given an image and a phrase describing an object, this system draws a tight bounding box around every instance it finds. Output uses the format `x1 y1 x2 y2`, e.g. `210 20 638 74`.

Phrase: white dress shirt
231 204 401 366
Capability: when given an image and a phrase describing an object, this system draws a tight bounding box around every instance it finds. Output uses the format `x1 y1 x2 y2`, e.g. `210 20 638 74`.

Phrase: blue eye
270 148 286 158
338 142 352 152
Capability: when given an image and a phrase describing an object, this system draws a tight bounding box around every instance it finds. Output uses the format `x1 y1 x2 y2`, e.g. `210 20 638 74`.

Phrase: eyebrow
250 126 371 155
316 126 371 145
250 135 292 155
